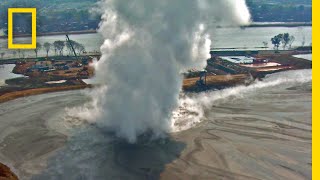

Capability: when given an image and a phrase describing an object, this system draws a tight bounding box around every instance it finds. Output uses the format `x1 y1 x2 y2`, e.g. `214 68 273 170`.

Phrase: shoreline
0 74 248 104
0 74 251 104
0 30 97 39
0 53 312 103
0 23 312 39
0 84 91 104
241 22 312 28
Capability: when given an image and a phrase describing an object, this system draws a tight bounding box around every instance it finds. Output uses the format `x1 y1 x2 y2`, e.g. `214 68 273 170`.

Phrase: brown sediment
244 54 312 76
0 74 248 103
0 53 310 103
12 62 36 75
257 54 312 70
12 62 95 80
183 74 249 91
0 85 91 104
254 65 293 72
0 163 18 180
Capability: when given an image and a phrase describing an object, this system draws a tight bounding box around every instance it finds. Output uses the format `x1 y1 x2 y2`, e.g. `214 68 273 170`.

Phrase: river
0 26 312 59
0 69 311 180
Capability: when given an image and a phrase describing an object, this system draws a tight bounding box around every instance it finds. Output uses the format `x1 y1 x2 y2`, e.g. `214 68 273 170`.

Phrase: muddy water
0 70 311 180
173 83 311 179
0 64 24 86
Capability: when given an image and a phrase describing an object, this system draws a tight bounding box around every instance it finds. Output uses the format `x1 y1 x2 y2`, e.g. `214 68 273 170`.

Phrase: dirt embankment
183 74 250 91
0 74 249 103
260 54 312 69
0 53 310 103
0 163 18 180
12 62 35 75
0 85 91 104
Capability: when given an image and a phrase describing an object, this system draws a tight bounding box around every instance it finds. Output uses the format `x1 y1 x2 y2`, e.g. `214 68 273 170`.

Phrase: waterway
0 26 312 59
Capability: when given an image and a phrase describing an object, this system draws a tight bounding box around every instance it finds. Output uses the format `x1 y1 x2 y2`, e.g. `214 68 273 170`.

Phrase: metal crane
65 34 78 59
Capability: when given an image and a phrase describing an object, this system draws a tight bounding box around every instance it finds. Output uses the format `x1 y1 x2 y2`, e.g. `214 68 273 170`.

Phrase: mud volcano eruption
78 0 251 143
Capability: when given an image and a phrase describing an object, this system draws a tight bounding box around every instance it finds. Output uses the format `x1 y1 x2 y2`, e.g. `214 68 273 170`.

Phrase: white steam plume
77 0 251 143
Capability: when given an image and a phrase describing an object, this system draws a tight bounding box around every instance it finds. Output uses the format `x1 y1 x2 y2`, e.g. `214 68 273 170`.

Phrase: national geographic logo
8 8 37 49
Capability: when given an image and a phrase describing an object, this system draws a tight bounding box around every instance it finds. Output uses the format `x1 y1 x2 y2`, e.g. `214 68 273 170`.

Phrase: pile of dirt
261 54 312 69
183 74 250 91
0 163 18 180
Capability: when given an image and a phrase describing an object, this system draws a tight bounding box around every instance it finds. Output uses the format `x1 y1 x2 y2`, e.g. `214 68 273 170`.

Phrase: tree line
0 40 86 59
270 33 296 50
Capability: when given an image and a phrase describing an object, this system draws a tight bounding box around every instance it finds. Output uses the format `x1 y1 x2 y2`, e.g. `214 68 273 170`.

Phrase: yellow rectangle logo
8 8 37 49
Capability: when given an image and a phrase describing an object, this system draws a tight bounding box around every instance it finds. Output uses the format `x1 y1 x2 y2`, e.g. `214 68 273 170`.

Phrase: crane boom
66 34 78 59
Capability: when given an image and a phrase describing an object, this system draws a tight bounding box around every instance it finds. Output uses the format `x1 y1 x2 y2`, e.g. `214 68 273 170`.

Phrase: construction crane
66 34 78 59
65 34 91 78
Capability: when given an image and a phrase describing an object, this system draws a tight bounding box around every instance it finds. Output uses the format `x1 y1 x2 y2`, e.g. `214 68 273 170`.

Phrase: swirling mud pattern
0 70 311 180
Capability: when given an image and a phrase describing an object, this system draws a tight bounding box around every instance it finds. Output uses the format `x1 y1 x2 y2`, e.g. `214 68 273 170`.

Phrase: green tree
12 51 17 57
34 42 42 57
288 35 295 49
271 33 295 50
301 36 306 47
0 52 5 59
271 34 283 51
21 50 26 58
43 42 52 57
75 43 86 55
17 49 21 58
66 40 79 55
281 33 290 49
262 41 268 48
53 41 65 56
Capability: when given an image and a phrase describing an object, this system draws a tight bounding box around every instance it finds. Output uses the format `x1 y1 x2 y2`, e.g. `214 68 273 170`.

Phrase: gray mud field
0 70 311 180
